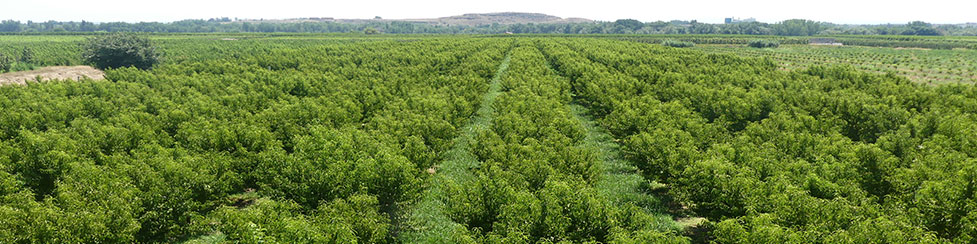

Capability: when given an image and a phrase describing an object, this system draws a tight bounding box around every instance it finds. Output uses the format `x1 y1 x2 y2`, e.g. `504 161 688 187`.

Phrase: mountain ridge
235 12 594 26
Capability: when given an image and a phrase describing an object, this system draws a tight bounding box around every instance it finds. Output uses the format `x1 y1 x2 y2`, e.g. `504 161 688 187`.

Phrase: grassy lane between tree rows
401 51 513 243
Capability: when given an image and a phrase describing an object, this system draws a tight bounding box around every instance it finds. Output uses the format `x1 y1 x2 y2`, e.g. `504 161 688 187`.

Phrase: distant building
724 17 757 24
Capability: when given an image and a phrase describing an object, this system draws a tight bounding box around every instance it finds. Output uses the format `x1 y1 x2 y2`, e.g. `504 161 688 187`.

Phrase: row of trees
2 35 975 242
437 42 687 242
0 19 969 35
540 38 977 242
747 39 780 48
0 47 35 72
615 34 976 50
0 37 510 242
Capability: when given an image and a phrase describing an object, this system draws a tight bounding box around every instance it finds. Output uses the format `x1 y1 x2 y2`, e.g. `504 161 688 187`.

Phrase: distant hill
405 12 594 26
236 12 594 26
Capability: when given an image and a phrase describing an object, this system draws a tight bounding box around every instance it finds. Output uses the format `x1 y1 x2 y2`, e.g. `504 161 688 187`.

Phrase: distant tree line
0 18 971 36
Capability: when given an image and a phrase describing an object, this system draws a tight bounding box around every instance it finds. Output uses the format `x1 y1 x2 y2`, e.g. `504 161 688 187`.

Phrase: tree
772 19 825 36
0 53 11 72
614 19 645 31
19 47 34 64
903 21 942 36
748 39 780 48
364 27 380 35
662 39 695 48
82 33 160 70
0 20 22 32
689 20 718 34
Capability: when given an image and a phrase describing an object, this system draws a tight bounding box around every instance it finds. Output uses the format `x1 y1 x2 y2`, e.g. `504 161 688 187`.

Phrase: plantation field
695 44 977 84
1 34 976 243
611 34 977 50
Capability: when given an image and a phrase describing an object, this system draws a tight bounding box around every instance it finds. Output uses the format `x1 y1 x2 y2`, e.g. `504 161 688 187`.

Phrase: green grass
571 104 682 233
541 44 681 233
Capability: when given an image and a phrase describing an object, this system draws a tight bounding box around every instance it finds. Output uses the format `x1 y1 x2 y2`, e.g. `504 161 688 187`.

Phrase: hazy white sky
2 0 975 24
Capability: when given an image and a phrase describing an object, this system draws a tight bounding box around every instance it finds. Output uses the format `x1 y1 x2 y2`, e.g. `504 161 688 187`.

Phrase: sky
2 0 976 25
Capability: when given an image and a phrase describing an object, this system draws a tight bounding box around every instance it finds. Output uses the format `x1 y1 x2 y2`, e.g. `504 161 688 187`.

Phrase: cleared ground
0 66 104 85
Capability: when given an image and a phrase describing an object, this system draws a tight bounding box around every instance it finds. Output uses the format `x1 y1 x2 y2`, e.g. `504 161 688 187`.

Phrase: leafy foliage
662 39 695 48
747 39 780 48
82 33 160 70
539 38 977 243
0 36 508 243
2 35 976 243
0 53 10 72
439 42 686 243
19 47 33 64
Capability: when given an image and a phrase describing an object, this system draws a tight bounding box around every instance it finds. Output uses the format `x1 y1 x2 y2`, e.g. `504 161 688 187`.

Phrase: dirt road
0 66 105 86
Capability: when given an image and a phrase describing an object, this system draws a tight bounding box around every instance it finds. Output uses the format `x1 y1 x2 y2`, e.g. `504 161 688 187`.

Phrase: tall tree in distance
904 21 942 36
772 19 826 36
82 33 160 70
615 19 645 32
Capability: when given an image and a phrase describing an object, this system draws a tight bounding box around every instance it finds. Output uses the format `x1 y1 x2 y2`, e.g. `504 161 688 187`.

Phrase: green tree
0 53 11 72
904 21 942 36
772 19 825 36
661 39 695 48
748 39 780 48
615 19 645 31
19 47 34 64
0 20 21 32
82 33 160 70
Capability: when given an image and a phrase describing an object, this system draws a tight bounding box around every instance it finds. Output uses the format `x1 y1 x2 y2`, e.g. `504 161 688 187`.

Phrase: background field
694 44 977 84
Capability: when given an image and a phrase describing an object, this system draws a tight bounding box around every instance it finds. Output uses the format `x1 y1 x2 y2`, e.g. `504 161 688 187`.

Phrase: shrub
82 33 160 70
662 39 695 48
748 39 780 48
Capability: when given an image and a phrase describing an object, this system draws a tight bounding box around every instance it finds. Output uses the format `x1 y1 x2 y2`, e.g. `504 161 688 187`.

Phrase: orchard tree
748 39 780 48
662 39 695 48
19 47 34 64
0 53 11 72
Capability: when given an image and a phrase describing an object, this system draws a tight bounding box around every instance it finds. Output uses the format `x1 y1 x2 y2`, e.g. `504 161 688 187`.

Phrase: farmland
0 34 976 243
695 44 977 84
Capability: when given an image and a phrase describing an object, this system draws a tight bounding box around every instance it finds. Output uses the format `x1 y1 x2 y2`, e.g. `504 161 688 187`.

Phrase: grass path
569 104 680 233
545 41 703 241
534 41 683 235
399 53 511 243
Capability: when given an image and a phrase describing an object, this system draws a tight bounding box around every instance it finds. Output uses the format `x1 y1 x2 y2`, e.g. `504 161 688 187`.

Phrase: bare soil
0 66 105 86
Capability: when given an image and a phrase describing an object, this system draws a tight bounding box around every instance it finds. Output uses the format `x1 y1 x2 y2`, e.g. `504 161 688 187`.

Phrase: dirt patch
675 216 712 243
0 66 105 86
677 217 707 228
